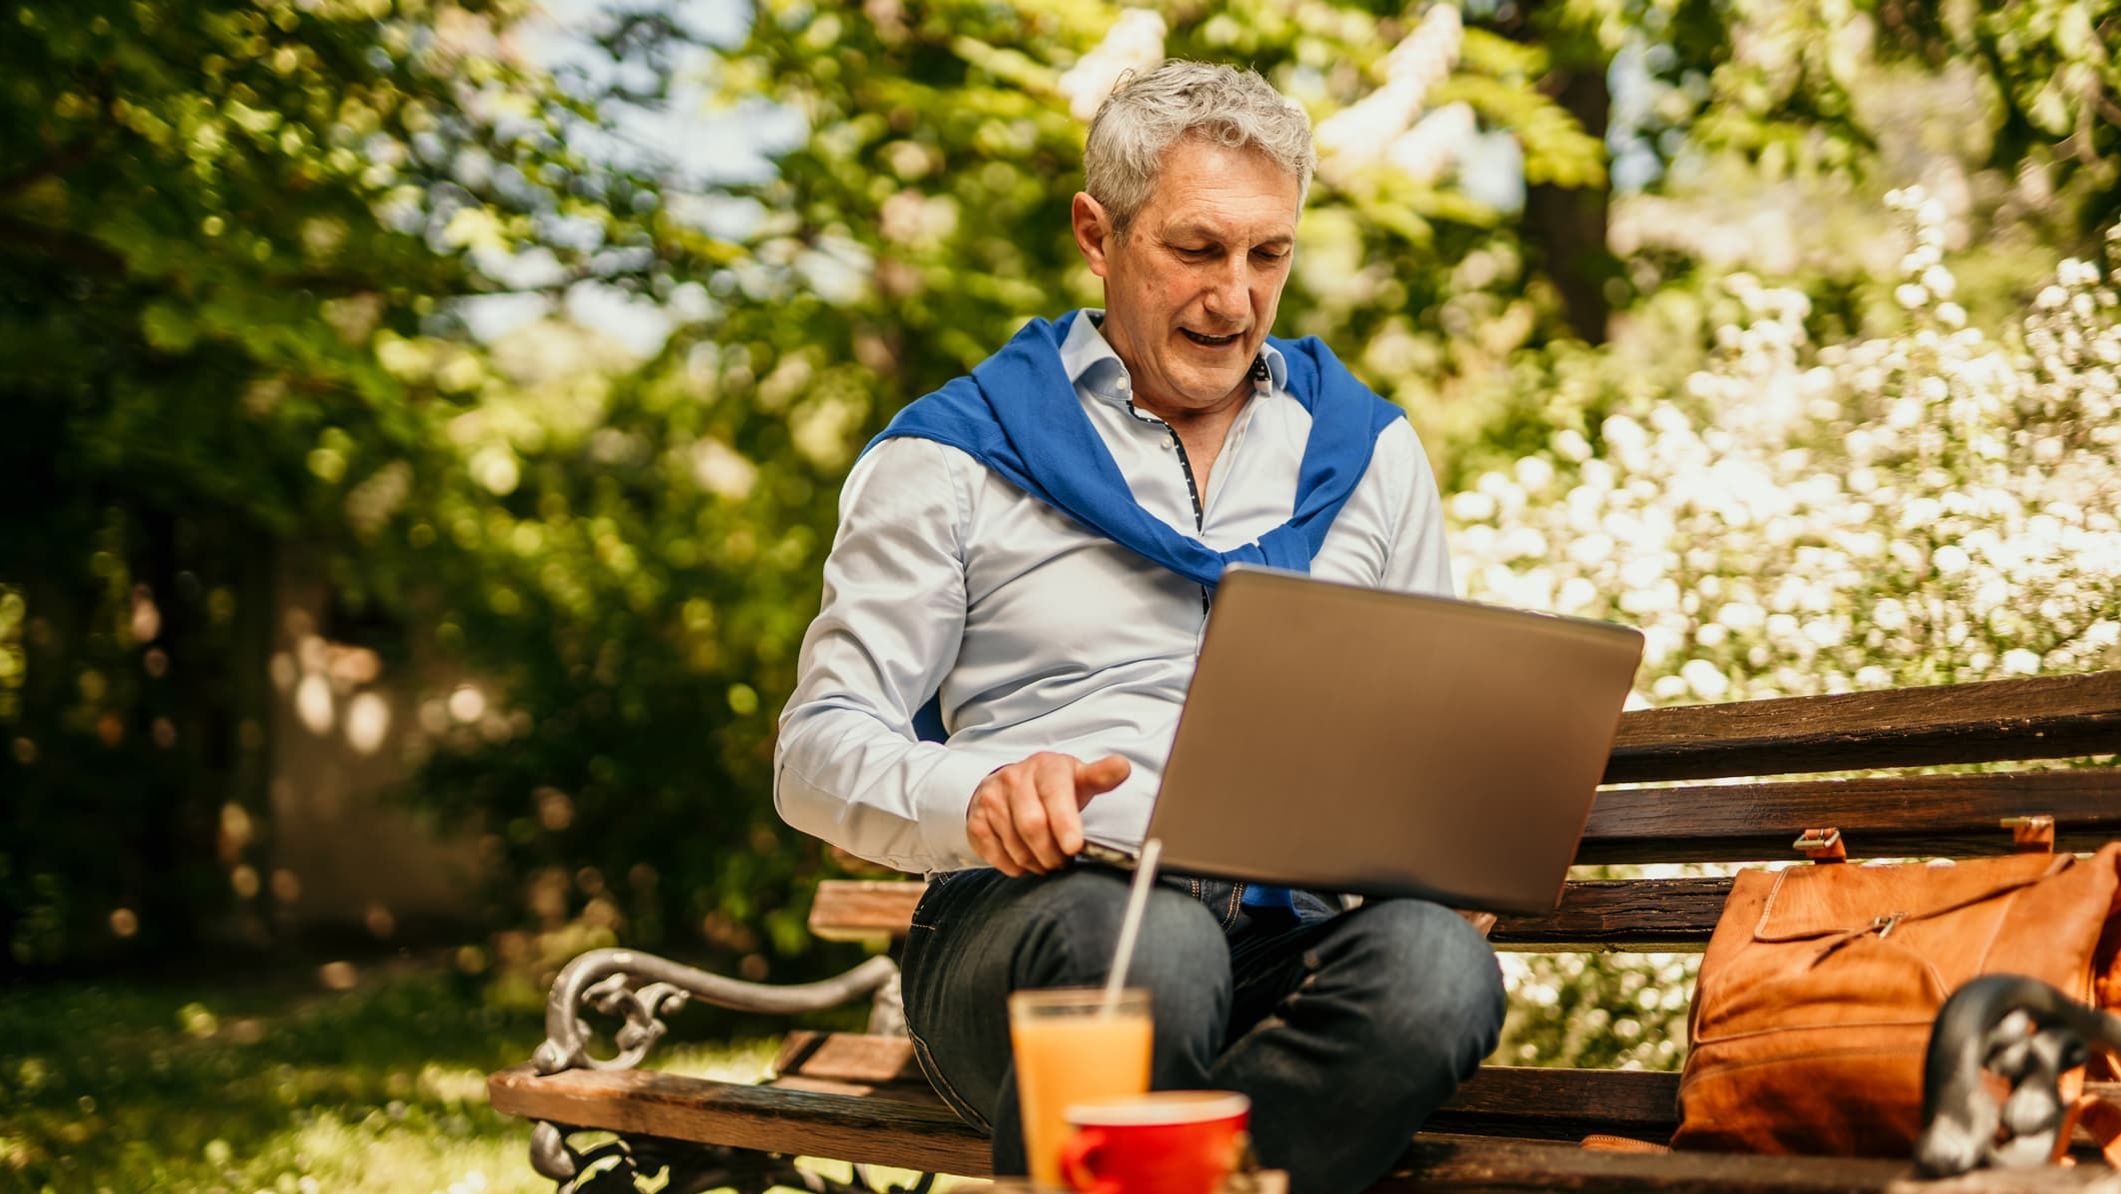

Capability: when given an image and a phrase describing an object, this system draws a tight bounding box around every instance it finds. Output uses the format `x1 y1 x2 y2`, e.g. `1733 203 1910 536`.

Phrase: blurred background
4 0 2119 1188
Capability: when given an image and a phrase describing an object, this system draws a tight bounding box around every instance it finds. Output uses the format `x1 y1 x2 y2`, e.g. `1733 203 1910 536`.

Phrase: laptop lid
1142 565 1644 914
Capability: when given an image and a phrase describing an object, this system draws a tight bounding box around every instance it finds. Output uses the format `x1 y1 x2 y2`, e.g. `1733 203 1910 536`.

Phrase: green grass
0 958 792 1194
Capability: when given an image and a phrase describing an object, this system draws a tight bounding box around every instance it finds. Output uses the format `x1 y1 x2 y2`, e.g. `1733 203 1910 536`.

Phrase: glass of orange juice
1008 987 1153 1189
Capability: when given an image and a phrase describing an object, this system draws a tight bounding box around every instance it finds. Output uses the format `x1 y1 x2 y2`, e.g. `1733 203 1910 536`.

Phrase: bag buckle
1871 913 1905 940
1794 827 1847 862
2001 815 2055 854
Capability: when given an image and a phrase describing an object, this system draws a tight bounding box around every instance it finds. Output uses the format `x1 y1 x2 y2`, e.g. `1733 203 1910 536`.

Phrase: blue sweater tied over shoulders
864 309 1403 591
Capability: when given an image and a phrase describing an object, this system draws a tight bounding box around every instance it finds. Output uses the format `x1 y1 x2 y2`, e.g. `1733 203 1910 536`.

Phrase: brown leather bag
1670 836 2121 1156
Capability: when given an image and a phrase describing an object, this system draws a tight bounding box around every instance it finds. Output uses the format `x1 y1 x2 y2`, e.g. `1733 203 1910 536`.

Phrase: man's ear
1071 192 1116 278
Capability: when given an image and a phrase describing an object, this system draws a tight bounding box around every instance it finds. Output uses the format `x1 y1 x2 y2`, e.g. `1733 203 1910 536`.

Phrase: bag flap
1755 852 2073 942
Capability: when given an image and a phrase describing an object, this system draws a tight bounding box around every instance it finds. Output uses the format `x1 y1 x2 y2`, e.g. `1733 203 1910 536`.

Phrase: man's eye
1253 249 1288 262
1177 246 1216 258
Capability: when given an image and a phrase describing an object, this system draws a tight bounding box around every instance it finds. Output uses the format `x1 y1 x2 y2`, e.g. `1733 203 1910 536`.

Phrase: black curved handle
1916 974 2121 1176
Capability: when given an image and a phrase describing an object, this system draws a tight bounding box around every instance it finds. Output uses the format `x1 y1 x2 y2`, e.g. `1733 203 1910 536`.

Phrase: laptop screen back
1145 567 1644 913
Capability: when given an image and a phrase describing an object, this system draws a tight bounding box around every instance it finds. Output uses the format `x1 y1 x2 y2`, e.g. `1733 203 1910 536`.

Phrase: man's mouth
1180 328 1243 349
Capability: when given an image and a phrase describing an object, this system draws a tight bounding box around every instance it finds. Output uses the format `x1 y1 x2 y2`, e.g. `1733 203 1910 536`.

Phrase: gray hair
1084 60 1315 236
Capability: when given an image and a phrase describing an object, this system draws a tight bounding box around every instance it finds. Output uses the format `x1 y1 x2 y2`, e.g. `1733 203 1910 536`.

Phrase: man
775 61 1504 1194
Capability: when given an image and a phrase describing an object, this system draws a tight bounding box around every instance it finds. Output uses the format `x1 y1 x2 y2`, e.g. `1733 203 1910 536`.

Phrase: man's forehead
1137 143 1301 241
1160 215 1296 244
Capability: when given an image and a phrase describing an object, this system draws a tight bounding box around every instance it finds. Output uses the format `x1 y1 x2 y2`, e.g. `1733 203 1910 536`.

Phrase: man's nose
1203 254 1251 321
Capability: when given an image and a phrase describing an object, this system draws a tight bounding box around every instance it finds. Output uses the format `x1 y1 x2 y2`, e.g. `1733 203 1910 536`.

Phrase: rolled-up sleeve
773 437 995 874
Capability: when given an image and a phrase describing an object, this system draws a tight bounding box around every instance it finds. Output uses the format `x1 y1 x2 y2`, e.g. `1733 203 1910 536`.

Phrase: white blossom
1448 188 2121 702
1681 659 1730 700
1317 5 1464 177
1057 10 1167 123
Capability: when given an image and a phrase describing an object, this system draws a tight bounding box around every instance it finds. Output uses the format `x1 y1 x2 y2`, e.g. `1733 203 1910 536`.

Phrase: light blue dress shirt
774 313 1454 874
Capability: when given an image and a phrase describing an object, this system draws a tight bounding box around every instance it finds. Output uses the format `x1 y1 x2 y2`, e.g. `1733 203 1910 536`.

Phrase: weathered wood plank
487 1064 992 1175
496 1060 1689 1151
765 1038 1686 1132
810 773 2121 939
807 877 1733 950
1606 672 2121 784
1426 1066 1680 1139
1380 1134 2121 1193
1492 879 1728 950
809 881 926 943
773 1030 923 1086
1579 769 2121 864
493 1064 2121 1190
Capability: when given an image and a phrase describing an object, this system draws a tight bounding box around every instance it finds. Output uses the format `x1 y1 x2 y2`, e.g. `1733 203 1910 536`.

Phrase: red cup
1058 1091 1251 1194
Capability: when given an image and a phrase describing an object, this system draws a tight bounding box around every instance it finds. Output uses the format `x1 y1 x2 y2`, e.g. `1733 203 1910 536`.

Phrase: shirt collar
1060 308 1288 407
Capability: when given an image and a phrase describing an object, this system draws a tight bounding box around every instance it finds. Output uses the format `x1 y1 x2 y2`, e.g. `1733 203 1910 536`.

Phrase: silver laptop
1081 565 1644 914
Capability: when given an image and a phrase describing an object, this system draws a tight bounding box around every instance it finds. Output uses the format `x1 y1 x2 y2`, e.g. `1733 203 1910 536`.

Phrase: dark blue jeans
899 865 1506 1194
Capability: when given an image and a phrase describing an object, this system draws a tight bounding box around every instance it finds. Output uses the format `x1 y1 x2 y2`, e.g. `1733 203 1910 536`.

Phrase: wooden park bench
488 670 2121 1192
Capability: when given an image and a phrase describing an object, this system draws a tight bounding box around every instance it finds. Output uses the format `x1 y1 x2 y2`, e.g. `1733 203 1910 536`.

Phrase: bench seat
490 671 2121 1191
488 1059 2121 1191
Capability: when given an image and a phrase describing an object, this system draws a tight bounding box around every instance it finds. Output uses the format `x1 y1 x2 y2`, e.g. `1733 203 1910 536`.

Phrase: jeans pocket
909 868 962 931
911 865 996 930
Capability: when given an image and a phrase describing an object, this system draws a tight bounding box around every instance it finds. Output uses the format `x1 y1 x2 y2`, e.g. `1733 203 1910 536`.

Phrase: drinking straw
1101 837 1163 1012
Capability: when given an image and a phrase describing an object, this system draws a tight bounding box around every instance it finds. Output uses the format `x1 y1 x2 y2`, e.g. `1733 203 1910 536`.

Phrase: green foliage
8 0 2121 1056
1498 950 1697 1071
0 0 747 969
1870 0 2121 234
0 966 785 1192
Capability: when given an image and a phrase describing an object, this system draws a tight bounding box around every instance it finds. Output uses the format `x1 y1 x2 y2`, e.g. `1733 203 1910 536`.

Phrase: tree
0 0 674 967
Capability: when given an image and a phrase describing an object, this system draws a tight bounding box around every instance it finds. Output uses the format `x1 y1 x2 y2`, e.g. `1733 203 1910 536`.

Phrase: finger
1073 754 1132 801
986 778 1044 874
1036 758 1088 857
1009 766 1068 871
967 810 1024 877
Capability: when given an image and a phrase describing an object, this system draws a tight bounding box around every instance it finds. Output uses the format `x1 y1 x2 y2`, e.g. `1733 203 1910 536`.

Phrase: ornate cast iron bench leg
525 947 926 1194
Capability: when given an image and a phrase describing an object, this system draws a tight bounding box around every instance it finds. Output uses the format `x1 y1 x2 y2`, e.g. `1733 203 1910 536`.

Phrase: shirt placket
1116 375 1213 622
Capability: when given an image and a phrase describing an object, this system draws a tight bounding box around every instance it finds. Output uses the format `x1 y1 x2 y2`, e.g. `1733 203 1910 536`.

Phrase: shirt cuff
913 748 1004 872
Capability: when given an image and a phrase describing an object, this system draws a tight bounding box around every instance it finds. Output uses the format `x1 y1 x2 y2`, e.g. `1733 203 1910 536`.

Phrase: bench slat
774 1030 923 1086
1494 878 1728 950
488 1064 993 1175
1605 672 2121 784
767 1034 1691 1134
809 882 927 943
492 1063 2119 1189
490 1063 1686 1167
810 768 2121 943
496 1060 1688 1170
810 878 1733 950
1381 1133 2114 1193
1580 769 2121 864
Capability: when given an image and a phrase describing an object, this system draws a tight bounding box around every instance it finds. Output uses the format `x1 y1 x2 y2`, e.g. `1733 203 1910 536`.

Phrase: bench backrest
810 672 2121 953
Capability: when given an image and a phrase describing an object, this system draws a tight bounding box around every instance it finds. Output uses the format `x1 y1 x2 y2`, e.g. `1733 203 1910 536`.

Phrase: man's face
1073 138 1301 415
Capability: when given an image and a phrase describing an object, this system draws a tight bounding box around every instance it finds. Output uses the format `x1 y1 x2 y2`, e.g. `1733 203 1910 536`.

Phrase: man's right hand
966 752 1132 877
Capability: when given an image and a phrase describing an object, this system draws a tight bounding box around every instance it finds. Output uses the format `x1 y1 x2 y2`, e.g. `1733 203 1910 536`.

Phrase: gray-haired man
776 61 1504 1193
